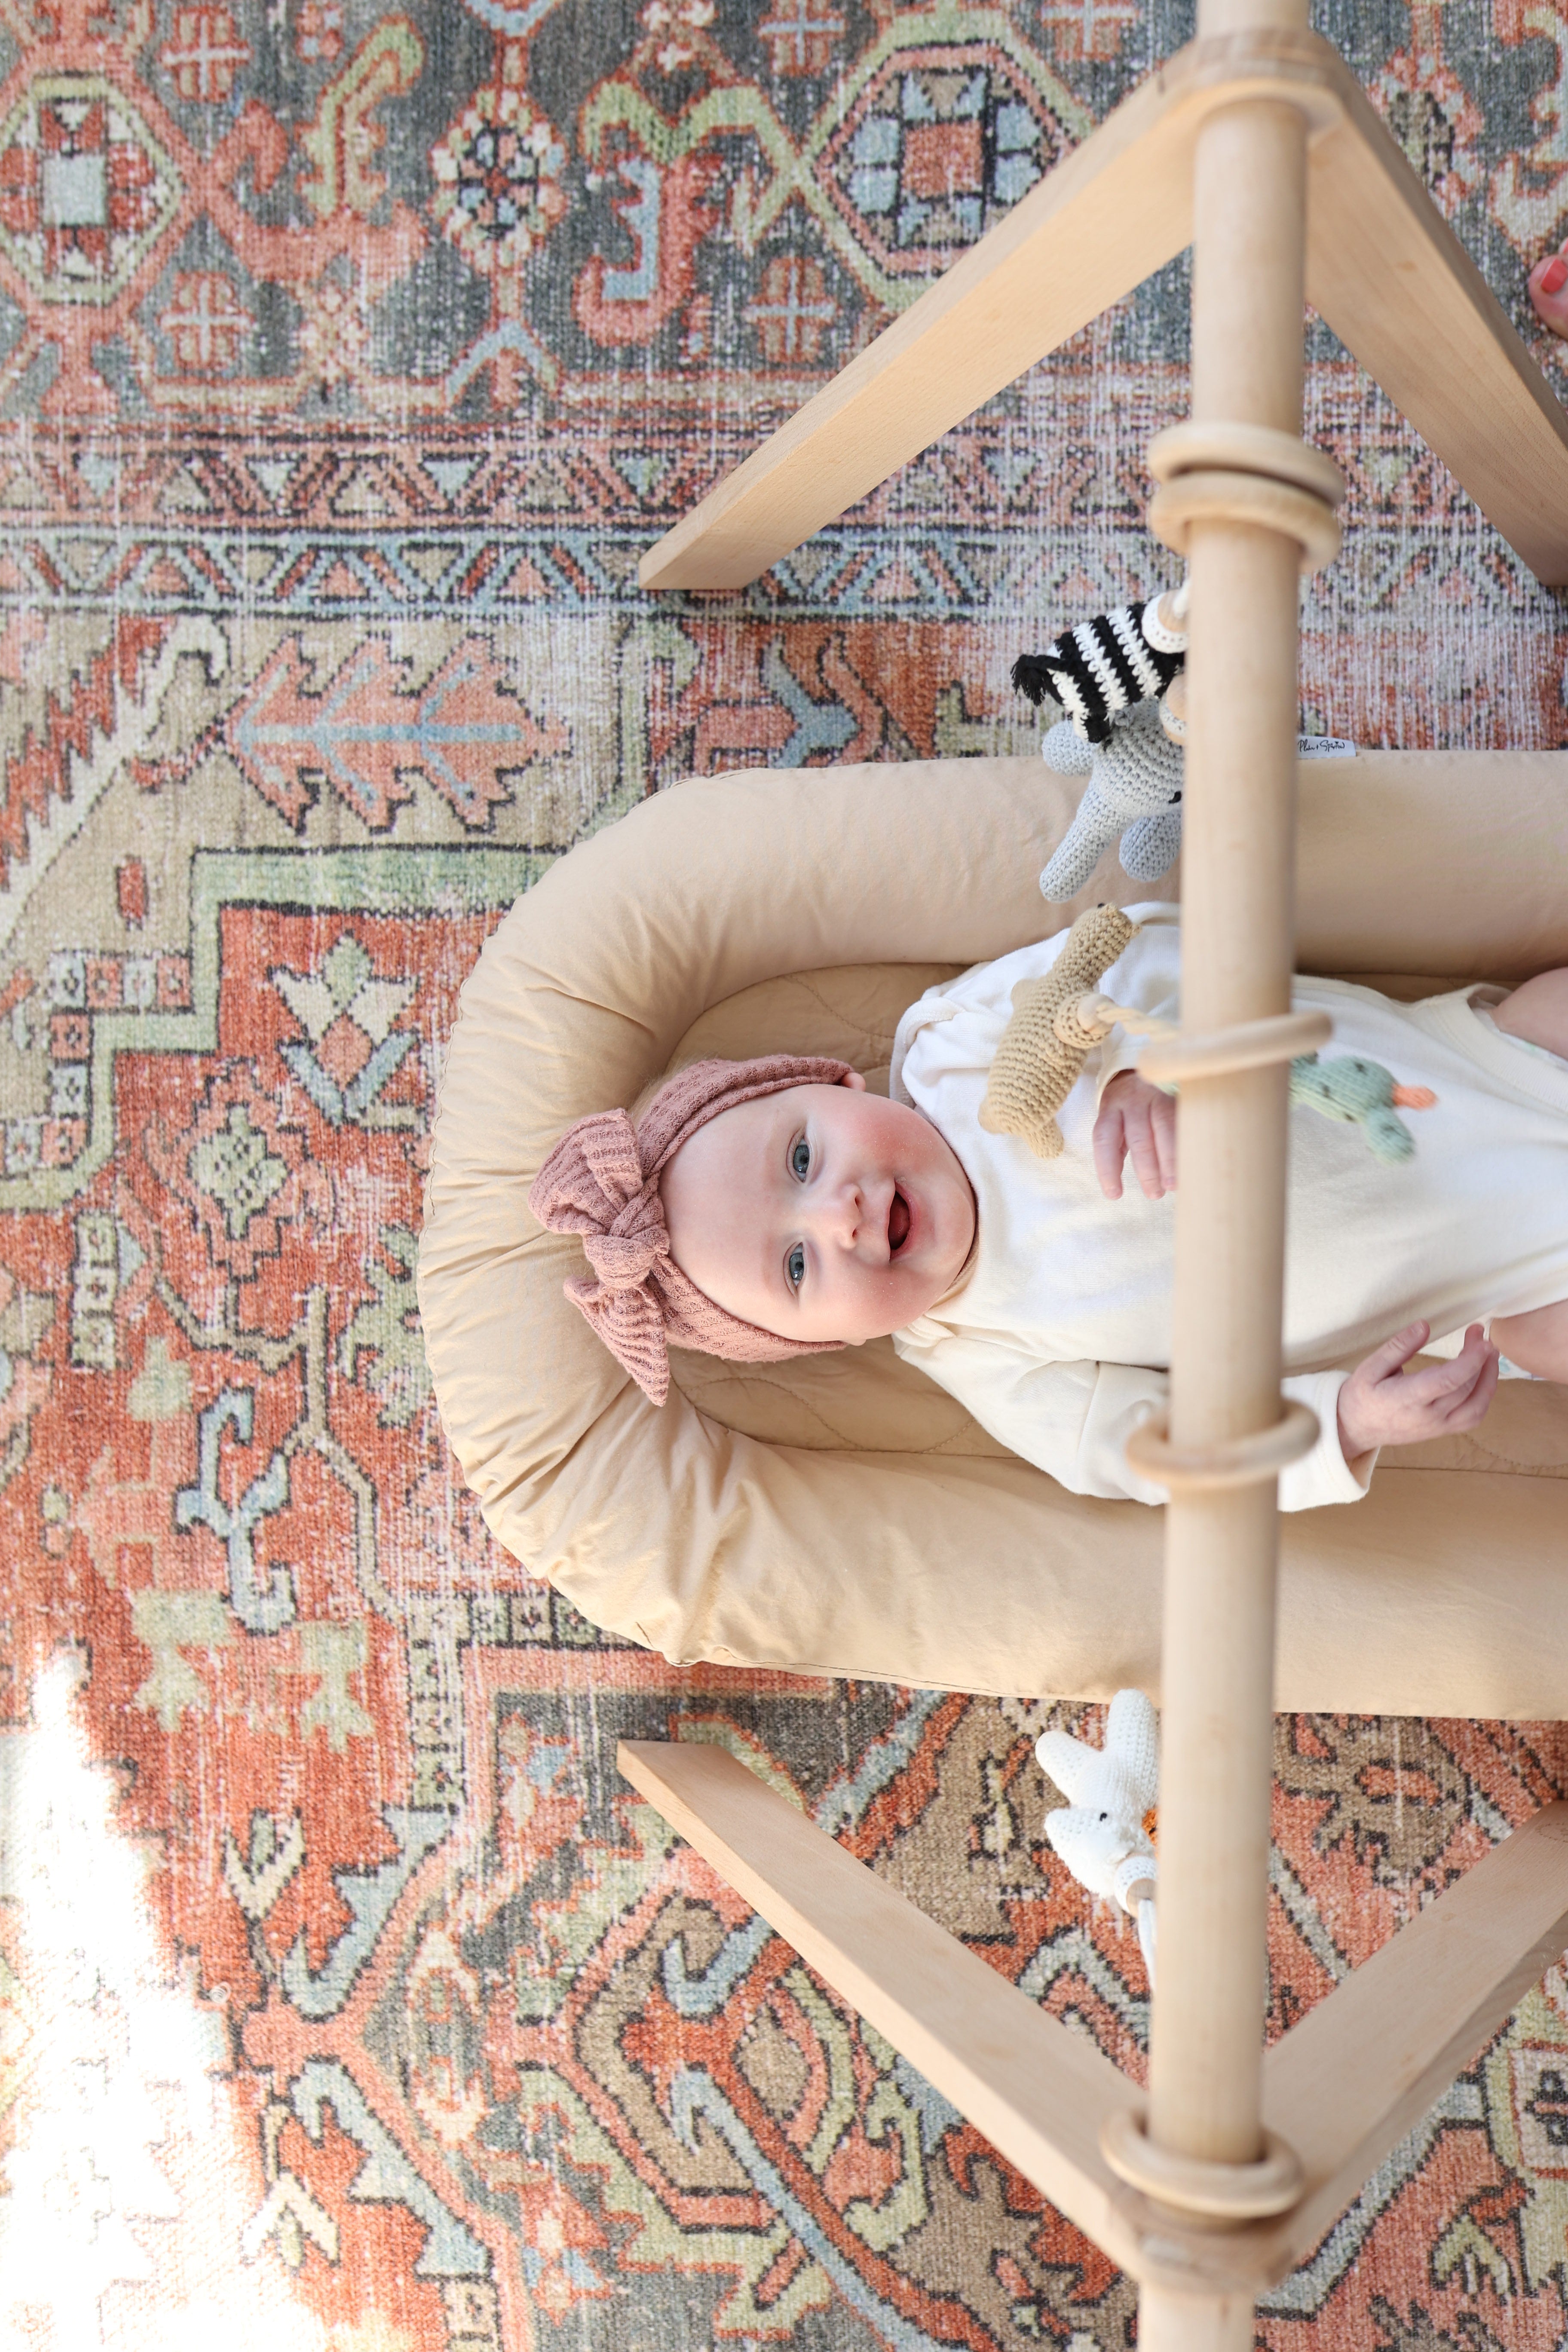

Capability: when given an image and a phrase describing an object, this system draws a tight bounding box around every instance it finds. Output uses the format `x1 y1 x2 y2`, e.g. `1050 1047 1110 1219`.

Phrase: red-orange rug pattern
5 3 1568 2349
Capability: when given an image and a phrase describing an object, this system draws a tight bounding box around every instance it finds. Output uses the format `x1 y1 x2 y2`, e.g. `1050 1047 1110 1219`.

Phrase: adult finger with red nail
1529 245 1568 336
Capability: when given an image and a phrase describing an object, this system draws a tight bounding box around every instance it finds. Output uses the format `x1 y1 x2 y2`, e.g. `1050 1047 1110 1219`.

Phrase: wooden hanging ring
1148 421 1344 507
1102 2108 1304 2220
1149 471 1341 573
1124 1400 1320 1493
1173 41 1348 147
1147 422 1344 574
1137 1008 1331 1086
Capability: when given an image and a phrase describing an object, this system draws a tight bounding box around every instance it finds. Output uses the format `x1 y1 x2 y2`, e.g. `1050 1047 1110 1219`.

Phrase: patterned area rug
3 3 1568 2349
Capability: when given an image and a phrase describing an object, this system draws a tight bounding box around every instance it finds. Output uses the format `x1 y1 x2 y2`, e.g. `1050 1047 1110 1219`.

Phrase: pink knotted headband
528 1054 857 1405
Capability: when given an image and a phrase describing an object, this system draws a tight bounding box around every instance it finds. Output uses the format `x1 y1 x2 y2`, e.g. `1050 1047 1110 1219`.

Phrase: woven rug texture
3 1 1568 2348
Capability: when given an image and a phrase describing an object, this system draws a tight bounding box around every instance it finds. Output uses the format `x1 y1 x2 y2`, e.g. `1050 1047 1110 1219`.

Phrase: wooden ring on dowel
1147 419 1344 574
1148 420 1344 509
1101 2108 1304 2220
1172 44 1347 145
1124 1399 1319 1493
1149 470 1341 573
1137 1008 1331 1086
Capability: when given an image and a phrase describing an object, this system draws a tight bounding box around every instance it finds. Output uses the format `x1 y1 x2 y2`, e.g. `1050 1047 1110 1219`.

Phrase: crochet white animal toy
1013 584 1190 903
1037 699 1185 901
1036 1688 1160 1981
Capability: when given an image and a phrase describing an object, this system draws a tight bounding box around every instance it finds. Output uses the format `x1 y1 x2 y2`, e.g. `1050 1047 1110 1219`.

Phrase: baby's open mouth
888 1189 911 1253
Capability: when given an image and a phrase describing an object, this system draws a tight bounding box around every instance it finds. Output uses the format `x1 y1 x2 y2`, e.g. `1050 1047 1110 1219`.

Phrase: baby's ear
842 1070 868 1091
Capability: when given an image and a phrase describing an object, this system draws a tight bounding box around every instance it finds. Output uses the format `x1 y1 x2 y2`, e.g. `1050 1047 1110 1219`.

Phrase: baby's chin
896 1255 964 1325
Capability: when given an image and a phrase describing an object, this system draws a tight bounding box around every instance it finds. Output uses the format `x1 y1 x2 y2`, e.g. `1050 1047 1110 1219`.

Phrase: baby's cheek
879 1262 930 1327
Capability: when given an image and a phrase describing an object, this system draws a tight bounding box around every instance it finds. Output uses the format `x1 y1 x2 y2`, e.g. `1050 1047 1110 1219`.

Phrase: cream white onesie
890 906 1568 1511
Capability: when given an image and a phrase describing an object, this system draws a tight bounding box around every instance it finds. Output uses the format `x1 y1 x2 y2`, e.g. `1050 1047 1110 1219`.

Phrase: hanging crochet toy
1037 698 1186 901
1037 1690 1160 1984
980 903 1142 1158
1013 591 1188 744
981 906 1440 1167
987 898 1439 1167
1289 1053 1437 1163
1014 589 1190 902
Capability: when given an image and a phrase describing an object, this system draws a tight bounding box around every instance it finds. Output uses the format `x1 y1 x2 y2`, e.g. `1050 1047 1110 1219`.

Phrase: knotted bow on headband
528 1054 856 1404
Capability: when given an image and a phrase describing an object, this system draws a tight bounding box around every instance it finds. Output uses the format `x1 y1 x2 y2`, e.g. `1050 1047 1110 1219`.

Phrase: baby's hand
1336 1321 1499 1460
1093 1072 1176 1200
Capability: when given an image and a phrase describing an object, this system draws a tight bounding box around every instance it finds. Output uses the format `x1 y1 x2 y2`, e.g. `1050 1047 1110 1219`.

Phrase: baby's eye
786 1243 805 1291
789 1134 811 1182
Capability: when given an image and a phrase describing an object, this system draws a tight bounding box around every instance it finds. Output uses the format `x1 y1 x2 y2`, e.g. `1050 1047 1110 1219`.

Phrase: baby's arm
891 1328 1375 1509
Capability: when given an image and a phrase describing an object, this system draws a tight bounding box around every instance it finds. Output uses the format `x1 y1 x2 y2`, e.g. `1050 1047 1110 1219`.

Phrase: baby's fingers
1358 1320 1431 1387
1124 1109 1165 1199
1403 1327 1490 1407
1439 1336 1495 1421
1437 1341 1501 1430
1152 1092 1178 1193
1092 1106 1127 1200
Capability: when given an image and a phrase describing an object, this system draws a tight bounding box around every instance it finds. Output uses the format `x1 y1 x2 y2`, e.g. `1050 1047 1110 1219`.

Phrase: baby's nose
817 1177 872 1249
843 1177 891 1254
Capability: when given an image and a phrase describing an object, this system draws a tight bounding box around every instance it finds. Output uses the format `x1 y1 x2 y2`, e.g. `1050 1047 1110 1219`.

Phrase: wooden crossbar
1304 62 1568 586
640 28 1568 591
622 1741 1568 2300
1264 1800 1568 2269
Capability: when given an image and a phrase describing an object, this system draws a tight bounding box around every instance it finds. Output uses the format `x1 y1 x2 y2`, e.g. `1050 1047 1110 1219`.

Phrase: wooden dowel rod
1139 2284 1261 2352
1140 36 1310 2348
1195 0 1311 34
1149 85 1308 2156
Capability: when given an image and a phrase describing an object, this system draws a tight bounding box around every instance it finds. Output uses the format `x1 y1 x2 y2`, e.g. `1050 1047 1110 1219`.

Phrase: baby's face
660 1076 976 1344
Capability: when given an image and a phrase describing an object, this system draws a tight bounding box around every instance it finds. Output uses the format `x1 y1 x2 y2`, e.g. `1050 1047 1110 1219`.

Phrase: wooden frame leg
637 59 1197 591
1265 1800 1568 2269
616 1740 1137 2255
621 1740 1568 2303
639 33 1568 591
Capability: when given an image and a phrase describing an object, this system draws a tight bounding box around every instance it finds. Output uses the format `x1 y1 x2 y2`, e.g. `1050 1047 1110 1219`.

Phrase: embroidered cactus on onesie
1289 1052 1438 1162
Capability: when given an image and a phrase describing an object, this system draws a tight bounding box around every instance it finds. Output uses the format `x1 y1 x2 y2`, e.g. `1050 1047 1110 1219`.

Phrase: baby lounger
418 750 1568 1717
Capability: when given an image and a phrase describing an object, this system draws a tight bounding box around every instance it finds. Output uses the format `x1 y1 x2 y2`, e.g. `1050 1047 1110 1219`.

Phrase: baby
531 912 1568 1510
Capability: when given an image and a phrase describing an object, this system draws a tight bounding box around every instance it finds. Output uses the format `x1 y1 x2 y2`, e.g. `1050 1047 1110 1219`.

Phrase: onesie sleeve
891 1330 1375 1509
1091 906 1183 1106
1279 1371 1378 1507
890 1330 1173 1504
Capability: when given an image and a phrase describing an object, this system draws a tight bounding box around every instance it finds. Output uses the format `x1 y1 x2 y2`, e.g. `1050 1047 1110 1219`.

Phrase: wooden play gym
614 0 1568 2343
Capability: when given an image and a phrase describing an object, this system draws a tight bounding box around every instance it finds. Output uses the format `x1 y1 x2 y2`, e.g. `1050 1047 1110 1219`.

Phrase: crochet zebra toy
1015 591 1190 902
1013 593 1188 744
